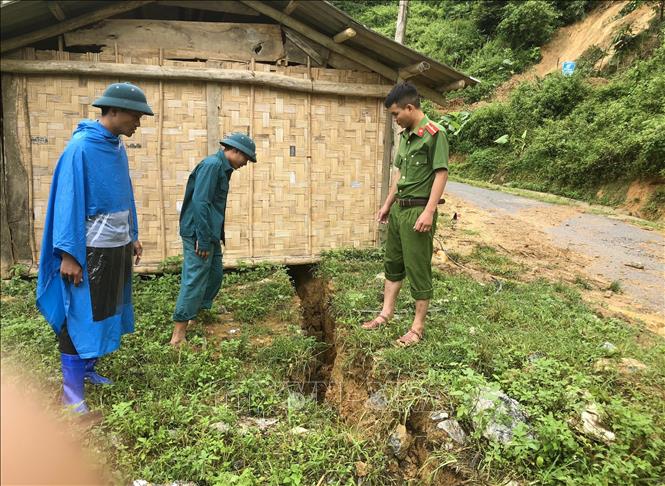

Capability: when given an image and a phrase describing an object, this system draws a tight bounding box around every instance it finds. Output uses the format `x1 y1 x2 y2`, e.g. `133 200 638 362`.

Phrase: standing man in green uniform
362 82 448 347
169 133 257 346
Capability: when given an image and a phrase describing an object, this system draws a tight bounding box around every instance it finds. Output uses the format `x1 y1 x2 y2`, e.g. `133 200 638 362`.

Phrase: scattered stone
601 342 618 355
366 390 388 410
211 422 231 434
472 387 530 444
252 417 279 432
133 481 149 486
604 290 613 298
288 391 307 411
593 358 613 372
578 404 615 444
430 410 449 422
236 416 279 435
619 358 647 374
355 461 370 477
290 426 309 435
375 272 385 283
625 261 645 269
388 424 413 459
527 352 544 363
227 328 239 335
436 419 467 445
469 326 476 335
594 357 647 374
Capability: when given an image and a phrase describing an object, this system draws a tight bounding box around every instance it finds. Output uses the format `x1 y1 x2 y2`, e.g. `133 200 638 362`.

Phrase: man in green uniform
169 133 257 346
362 82 448 347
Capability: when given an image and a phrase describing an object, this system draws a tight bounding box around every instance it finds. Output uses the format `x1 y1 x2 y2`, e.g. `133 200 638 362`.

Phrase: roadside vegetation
335 0 665 218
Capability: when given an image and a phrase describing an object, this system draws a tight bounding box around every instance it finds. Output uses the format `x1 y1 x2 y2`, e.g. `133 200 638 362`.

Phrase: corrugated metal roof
1 0 477 93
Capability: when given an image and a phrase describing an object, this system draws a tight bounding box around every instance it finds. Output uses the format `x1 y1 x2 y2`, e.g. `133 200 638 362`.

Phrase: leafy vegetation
333 0 595 103
452 28 665 206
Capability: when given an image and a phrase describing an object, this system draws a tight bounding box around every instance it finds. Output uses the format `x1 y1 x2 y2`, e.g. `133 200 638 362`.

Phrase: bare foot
169 322 188 347
361 313 392 330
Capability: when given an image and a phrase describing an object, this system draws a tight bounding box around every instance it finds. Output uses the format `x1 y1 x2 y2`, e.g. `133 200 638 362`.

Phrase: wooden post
306 56 313 256
395 0 409 44
156 49 167 261
206 82 221 155
247 59 255 259
0 75 32 274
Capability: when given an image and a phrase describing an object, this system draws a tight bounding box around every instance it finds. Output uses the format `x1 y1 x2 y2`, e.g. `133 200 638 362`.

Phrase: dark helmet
220 132 257 162
92 82 154 116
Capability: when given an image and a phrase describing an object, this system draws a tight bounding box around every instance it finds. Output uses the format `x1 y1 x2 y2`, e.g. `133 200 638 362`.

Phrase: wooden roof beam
283 1 298 15
284 27 327 66
239 0 448 105
1 1 155 54
398 61 430 80
333 27 356 43
438 79 466 92
47 2 67 21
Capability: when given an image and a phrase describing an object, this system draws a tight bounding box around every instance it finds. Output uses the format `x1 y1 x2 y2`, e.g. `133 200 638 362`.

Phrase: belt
397 198 445 208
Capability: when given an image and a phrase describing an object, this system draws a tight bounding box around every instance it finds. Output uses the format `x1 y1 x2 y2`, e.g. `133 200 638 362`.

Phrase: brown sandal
361 314 391 330
396 328 423 347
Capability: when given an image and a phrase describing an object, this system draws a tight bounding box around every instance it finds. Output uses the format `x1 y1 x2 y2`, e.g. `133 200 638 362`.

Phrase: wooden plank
239 0 448 105
158 0 259 15
1 1 154 54
0 74 34 273
1 59 392 98
64 19 285 63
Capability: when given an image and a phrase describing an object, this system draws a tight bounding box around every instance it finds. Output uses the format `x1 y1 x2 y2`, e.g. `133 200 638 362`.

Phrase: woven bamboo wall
13 49 388 269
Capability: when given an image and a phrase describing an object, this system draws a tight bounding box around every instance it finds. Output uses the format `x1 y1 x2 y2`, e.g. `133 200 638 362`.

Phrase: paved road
446 181 665 315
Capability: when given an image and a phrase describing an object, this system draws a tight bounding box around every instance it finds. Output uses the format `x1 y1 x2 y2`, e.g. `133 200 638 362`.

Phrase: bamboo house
0 0 476 275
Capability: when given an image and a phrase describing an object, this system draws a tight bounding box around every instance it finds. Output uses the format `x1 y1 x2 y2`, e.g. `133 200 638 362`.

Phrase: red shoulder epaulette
425 122 439 135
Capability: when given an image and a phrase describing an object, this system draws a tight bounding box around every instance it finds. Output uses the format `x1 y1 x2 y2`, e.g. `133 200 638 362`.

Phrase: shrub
497 0 560 48
456 102 513 152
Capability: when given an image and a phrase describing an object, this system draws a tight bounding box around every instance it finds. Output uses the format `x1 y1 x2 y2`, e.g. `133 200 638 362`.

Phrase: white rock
430 410 449 421
436 419 467 444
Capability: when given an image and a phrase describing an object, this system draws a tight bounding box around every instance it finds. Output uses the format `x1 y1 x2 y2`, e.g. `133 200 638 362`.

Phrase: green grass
318 248 665 485
2 249 664 485
0 266 389 485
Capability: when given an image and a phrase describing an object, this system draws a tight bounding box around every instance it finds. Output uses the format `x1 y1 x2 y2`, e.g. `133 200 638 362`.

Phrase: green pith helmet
92 82 154 116
220 132 257 162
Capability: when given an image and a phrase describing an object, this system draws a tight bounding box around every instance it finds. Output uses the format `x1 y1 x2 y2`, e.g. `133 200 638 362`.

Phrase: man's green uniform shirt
394 115 449 199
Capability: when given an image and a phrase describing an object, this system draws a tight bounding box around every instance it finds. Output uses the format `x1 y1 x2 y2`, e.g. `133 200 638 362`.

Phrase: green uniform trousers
384 204 438 300
173 236 223 322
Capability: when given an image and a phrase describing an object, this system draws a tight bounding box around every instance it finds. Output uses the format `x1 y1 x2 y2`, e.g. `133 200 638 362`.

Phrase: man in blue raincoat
37 82 153 414
169 133 257 346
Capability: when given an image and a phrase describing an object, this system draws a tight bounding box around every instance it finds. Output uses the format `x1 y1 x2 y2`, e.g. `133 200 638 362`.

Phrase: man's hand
133 240 143 265
195 240 209 259
376 205 391 224
414 209 435 233
60 253 83 286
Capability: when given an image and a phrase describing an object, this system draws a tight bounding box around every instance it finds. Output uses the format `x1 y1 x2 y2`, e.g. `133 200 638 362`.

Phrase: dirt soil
436 182 664 337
